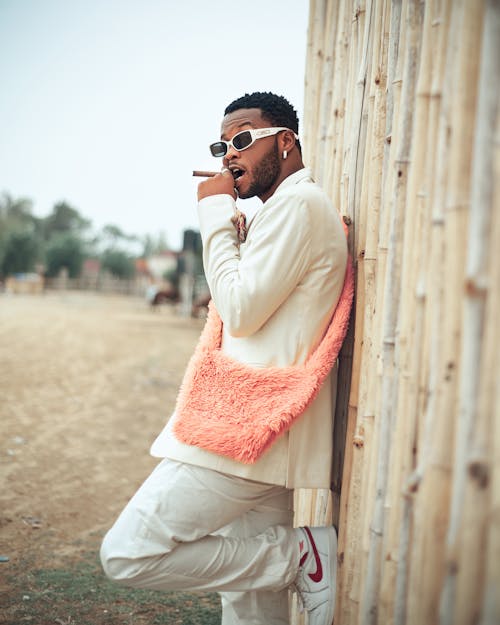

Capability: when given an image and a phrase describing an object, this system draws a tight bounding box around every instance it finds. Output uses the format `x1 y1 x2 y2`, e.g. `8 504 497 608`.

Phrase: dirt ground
0 291 221 624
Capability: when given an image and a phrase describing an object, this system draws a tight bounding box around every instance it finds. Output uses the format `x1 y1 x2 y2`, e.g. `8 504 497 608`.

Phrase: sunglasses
209 127 299 158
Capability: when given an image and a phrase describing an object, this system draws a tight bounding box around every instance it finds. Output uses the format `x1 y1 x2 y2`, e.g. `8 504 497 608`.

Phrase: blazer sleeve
197 190 312 337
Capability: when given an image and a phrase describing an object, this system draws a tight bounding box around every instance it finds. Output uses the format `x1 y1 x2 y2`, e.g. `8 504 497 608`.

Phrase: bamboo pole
392 2 453 622
295 0 329 555
331 303 355 527
324 0 351 204
329 0 355 532
406 1 479 622
315 0 339 186
303 0 327 171
356 3 389 605
346 0 404 620
379 0 436 621
295 5 346 622
335 2 378 621
439 0 496 622
361 3 424 623
296 0 351 540
478 97 500 625
402 1 454 621
404 0 452 505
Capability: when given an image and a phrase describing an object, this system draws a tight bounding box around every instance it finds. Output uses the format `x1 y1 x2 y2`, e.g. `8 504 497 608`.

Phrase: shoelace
296 591 306 614
293 569 312 614
294 566 329 614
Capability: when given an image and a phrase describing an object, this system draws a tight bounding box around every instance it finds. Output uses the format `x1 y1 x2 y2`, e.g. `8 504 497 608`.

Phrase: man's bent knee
100 534 151 588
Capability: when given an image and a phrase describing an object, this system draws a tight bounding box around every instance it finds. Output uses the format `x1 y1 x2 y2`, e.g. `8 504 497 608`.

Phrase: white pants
100 458 301 624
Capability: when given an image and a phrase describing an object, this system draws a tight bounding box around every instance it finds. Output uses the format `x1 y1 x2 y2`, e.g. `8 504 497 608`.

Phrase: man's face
220 108 282 202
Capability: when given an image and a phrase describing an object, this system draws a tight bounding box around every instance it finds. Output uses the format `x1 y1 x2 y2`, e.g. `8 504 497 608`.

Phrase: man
100 92 348 625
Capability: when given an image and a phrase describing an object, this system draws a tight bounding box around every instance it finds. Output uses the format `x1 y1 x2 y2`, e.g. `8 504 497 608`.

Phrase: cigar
192 170 219 177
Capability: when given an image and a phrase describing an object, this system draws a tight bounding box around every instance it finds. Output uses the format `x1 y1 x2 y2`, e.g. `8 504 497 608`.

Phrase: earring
283 150 288 160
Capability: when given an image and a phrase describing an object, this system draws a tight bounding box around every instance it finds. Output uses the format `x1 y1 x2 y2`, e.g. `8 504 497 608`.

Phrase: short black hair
224 91 301 153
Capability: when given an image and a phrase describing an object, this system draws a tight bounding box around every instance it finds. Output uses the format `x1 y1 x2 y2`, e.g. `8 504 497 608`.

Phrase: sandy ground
0 291 203 582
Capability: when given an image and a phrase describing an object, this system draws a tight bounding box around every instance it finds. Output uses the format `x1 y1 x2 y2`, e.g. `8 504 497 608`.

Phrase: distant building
80 258 101 289
134 258 151 280
146 250 178 280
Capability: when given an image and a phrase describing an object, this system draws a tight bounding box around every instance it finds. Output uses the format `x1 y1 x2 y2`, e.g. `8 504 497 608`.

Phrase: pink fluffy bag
173 258 355 464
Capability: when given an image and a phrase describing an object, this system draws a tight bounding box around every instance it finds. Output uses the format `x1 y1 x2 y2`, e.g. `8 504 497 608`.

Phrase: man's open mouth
230 168 245 181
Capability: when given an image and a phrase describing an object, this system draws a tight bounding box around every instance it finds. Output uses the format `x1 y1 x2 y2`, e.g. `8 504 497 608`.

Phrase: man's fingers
197 170 237 200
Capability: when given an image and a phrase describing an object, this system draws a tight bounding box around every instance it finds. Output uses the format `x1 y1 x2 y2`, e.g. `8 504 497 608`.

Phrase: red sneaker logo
304 527 323 583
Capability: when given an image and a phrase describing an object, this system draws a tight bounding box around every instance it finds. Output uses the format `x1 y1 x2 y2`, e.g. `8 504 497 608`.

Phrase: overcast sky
0 0 309 250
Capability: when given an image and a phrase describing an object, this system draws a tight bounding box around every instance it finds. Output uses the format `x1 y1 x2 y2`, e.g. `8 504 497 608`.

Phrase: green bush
1 229 40 276
46 233 85 278
101 249 136 279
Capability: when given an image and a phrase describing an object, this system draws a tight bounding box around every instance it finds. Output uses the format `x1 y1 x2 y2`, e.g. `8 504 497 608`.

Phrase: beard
239 139 281 200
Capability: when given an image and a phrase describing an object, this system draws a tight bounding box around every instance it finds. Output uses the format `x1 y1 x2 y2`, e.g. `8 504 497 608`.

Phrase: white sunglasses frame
210 127 299 157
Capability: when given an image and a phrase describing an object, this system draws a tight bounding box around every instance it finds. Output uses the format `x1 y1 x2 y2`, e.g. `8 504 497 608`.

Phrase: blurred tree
155 231 169 253
41 202 92 278
1 230 40 275
102 223 126 245
99 224 139 250
43 202 91 238
101 249 136 279
0 192 34 225
0 193 43 276
45 234 85 278
141 234 155 258
141 231 170 257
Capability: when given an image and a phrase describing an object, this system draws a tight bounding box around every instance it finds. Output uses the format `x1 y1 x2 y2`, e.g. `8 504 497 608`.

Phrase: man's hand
197 169 236 201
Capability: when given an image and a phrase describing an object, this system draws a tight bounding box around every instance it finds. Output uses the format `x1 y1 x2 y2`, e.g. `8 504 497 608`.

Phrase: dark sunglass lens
232 131 252 151
210 142 226 157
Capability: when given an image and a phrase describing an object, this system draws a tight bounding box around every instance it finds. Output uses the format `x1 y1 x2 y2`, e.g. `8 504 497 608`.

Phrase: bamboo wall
294 0 500 623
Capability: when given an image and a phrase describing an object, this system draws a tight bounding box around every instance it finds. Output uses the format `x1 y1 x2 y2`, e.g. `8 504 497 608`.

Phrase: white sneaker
293 526 337 625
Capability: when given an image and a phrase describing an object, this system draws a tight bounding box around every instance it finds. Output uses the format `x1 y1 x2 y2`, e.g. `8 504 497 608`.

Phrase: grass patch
1 551 221 625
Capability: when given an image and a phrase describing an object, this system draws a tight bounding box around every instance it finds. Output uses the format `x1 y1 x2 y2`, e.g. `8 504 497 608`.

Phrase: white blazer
151 168 348 488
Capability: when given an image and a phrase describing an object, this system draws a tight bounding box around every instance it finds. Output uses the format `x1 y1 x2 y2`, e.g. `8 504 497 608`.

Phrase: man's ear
281 129 297 153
